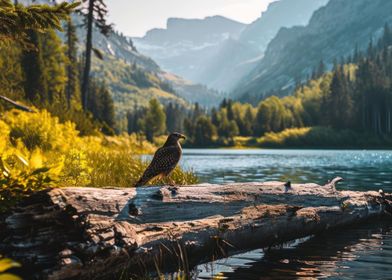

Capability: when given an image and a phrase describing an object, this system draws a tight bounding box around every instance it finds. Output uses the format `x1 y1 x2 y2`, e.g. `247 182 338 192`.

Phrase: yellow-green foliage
91 55 187 131
0 109 197 210
258 127 311 147
232 136 257 148
257 126 390 148
3 109 78 151
0 257 21 280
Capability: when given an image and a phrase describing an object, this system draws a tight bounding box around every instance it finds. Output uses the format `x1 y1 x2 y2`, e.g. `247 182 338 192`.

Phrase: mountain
133 16 245 86
133 0 328 92
70 16 160 72
141 16 245 45
239 0 329 52
199 0 329 92
234 0 392 102
66 13 223 126
160 73 224 108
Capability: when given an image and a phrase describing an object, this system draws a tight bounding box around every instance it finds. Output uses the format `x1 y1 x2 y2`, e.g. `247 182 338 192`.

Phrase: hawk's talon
168 178 176 186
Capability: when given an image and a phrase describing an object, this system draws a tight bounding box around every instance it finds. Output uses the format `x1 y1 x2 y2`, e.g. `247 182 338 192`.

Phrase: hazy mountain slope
160 73 224 108
72 15 224 110
70 15 160 72
92 57 187 125
133 0 327 92
71 14 223 117
198 0 328 92
20 0 223 125
83 24 223 110
133 16 245 84
142 16 245 45
234 0 392 102
193 38 261 91
239 0 329 52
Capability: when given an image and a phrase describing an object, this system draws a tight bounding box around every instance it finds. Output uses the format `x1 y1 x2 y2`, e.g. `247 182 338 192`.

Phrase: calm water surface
178 149 392 280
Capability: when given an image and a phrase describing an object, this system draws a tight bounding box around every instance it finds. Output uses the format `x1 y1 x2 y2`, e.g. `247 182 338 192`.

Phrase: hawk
134 132 186 187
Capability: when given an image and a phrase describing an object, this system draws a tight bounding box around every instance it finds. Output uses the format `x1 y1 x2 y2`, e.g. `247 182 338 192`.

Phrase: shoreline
182 145 392 151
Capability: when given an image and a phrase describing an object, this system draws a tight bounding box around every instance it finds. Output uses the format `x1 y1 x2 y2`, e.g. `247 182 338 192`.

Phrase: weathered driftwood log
1 178 391 280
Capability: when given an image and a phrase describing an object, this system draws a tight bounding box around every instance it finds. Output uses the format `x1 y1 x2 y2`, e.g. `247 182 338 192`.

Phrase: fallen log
0 95 35 113
1 178 391 280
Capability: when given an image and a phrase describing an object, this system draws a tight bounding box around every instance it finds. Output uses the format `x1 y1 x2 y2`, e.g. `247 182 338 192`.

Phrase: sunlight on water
181 149 392 192
177 149 392 280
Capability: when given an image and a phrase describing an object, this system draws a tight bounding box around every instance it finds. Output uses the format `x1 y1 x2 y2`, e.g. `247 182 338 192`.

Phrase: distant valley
133 0 328 92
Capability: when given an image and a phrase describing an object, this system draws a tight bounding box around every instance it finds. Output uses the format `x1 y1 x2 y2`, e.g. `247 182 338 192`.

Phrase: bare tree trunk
65 18 74 109
378 110 382 134
81 0 94 111
0 95 34 112
1 180 391 280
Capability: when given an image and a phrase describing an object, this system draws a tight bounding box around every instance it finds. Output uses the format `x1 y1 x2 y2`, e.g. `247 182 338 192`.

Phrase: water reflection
181 149 392 192
194 221 392 280
176 149 392 279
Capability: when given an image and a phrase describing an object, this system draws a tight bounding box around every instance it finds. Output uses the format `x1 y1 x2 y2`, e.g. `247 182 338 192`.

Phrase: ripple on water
191 222 392 280
176 149 392 280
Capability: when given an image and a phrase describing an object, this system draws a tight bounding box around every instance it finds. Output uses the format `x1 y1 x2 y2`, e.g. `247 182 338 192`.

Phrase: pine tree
141 99 166 142
41 29 67 104
226 99 234 121
0 42 23 101
87 78 115 134
99 84 115 131
192 102 203 120
21 30 47 103
0 0 79 48
194 116 216 146
183 117 195 142
80 0 112 111
220 98 227 109
316 59 326 78
243 107 255 136
165 103 184 133
65 17 81 109
326 65 353 129
211 107 220 127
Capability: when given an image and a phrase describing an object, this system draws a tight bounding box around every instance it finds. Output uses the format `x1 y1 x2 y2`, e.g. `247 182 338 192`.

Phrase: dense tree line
178 24 392 146
95 23 392 146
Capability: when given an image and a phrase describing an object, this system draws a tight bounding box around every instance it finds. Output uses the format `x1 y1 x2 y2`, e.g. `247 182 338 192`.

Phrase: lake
178 149 392 280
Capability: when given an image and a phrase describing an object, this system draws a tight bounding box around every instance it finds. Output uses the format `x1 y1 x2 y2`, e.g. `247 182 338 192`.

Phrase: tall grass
0 109 197 210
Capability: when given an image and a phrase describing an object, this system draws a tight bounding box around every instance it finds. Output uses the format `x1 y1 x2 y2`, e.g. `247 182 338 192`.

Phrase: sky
106 0 276 37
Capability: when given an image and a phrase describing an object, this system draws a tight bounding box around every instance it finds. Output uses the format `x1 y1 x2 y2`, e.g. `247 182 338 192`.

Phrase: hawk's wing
135 146 181 186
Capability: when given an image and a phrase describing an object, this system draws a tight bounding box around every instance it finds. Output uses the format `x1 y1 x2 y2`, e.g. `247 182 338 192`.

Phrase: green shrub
3 109 79 151
0 109 198 211
258 127 392 148
0 144 62 211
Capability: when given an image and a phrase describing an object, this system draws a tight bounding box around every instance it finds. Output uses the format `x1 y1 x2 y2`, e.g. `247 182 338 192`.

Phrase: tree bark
1 179 391 280
81 0 94 111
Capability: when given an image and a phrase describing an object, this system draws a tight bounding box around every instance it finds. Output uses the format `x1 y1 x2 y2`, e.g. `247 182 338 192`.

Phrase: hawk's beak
180 134 186 140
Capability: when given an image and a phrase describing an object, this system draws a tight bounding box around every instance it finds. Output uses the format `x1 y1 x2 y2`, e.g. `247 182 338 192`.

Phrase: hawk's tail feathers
134 173 162 188
134 177 148 188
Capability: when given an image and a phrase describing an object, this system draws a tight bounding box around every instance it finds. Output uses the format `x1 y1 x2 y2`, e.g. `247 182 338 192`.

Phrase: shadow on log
1 178 392 279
